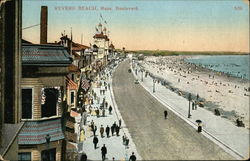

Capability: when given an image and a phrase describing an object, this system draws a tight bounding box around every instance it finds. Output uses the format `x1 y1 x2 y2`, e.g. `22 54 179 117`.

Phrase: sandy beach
139 56 250 129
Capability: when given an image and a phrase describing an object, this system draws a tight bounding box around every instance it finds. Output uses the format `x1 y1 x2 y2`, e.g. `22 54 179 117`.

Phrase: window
18 152 31 161
71 74 74 82
41 148 56 161
41 88 59 118
22 89 32 119
70 91 74 104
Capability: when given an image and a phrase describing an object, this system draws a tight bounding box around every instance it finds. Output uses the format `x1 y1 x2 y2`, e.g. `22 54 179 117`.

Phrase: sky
22 0 249 52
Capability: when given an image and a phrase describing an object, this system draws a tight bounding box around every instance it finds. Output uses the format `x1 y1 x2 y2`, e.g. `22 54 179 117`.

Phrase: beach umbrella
196 120 202 123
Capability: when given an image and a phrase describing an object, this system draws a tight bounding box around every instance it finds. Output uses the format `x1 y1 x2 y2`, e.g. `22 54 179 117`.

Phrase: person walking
101 144 107 161
126 138 130 149
195 103 197 110
164 110 168 119
105 125 110 138
83 111 88 125
102 109 105 117
93 125 97 136
109 105 112 114
90 120 94 130
116 125 120 136
113 122 117 128
119 119 122 127
197 122 202 133
192 102 195 110
100 125 105 137
111 124 115 136
93 136 99 149
129 152 136 161
122 133 127 145
96 109 100 117
89 106 92 115
80 129 85 142
80 153 87 161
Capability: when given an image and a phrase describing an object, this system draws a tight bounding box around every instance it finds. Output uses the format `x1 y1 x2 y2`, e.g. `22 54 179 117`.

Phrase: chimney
40 6 48 44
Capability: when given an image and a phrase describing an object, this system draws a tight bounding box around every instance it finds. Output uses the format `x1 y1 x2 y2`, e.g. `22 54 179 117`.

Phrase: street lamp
188 93 191 118
141 70 143 82
153 79 156 93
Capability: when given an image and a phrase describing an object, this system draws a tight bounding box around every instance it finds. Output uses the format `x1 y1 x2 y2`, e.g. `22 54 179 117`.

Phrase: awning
18 118 64 145
70 110 80 117
66 76 78 90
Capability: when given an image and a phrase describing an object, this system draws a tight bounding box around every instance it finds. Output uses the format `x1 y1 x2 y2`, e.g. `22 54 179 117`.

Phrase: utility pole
141 70 143 82
153 79 156 93
188 93 191 118
81 33 83 44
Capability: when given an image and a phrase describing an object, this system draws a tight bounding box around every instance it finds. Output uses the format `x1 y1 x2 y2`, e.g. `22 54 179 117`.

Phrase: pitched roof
93 32 109 41
0 123 24 156
109 43 115 49
93 44 98 49
22 44 72 66
18 118 64 145
22 39 32 44
72 42 89 51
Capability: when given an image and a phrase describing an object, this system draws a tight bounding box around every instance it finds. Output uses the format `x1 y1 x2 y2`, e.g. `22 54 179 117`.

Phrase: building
108 42 116 63
66 65 80 110
93 23 110 68
0 0 23 160
18 43 72 160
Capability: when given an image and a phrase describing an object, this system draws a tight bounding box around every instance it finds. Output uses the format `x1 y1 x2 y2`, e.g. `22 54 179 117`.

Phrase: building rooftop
18 118 64 145
93 32 109 41
0 122 24 156
109 43 115 49
22 43 72 66
72 42 89 51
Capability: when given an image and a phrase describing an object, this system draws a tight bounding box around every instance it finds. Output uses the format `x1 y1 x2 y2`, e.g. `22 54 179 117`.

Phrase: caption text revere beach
54 6 139 11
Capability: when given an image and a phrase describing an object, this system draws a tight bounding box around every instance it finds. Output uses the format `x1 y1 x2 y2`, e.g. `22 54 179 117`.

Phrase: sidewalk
132 60 249 159
76 62 141 161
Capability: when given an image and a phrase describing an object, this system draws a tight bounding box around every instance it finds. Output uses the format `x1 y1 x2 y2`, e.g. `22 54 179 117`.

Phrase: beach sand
139 56 250 129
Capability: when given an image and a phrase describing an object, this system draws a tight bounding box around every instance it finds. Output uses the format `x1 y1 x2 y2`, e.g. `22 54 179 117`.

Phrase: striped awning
18 118 64 145
70 110 80 117
66 76 78 90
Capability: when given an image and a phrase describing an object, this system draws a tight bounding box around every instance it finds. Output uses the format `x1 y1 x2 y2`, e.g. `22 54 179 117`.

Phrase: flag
41 88 46 105
95 27 98 32
81 78 90 91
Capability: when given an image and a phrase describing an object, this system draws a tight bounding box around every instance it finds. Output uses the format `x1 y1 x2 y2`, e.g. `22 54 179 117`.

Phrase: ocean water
185 55 250 80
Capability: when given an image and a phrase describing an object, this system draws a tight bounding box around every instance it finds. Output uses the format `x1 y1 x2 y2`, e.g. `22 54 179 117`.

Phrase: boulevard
112 60 235 160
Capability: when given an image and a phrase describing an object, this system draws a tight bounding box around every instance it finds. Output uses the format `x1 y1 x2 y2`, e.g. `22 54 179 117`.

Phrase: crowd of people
78 62 137 161
138 56 250 128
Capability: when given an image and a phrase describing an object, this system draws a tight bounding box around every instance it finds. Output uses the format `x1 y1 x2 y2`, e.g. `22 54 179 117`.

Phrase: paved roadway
112 60 235 160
